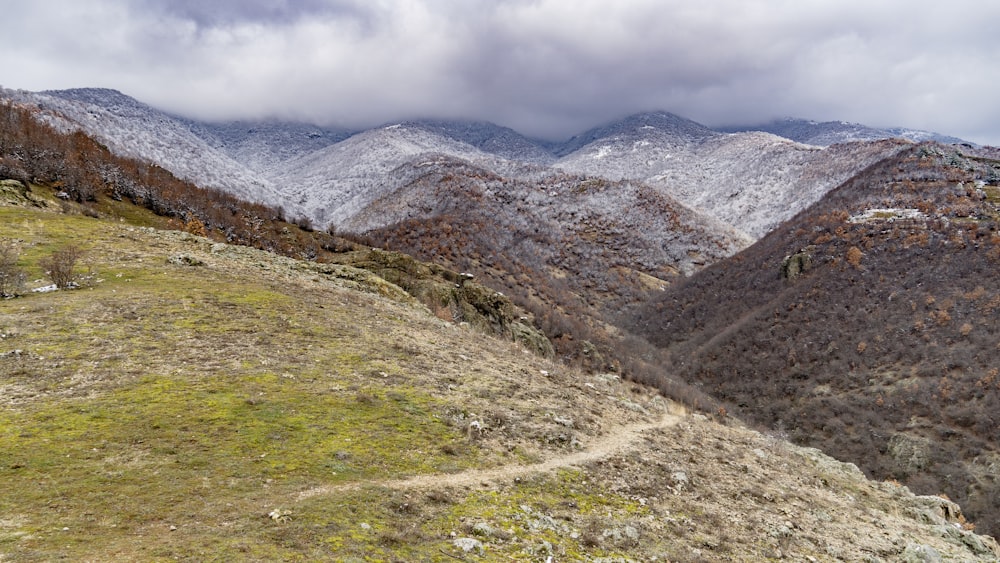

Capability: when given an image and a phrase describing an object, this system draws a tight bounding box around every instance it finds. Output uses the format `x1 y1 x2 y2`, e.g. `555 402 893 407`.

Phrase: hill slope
4 88 294 214
633 142 1000 536
555 114 909 238
1 197 998 561
350 156 751 376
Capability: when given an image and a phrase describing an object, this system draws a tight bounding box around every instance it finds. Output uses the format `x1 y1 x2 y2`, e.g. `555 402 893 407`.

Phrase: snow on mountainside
1 87 966 245
551 111 716 157
345 156 750 277
264 122 522 228
0 88 297 214
405 119 556 164
644 134 911 238
185 119 353 174
720 118 971 147
556 117 910 238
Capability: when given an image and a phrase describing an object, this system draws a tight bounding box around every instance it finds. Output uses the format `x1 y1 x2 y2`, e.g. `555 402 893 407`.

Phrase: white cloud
2 0 999 144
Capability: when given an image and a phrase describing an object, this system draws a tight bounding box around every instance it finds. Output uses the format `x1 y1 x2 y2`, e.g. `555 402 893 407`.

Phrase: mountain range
3 84 1000 542
2 87 967 240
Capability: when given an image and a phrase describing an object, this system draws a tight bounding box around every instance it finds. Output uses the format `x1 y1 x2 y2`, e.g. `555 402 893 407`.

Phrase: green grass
0 204 666 561
0 206 490 560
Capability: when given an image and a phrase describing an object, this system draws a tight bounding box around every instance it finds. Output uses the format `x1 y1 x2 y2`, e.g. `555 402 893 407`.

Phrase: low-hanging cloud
2 0 999 144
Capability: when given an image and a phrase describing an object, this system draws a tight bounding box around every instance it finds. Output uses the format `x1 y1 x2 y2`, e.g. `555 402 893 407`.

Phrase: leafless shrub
39 245 84 288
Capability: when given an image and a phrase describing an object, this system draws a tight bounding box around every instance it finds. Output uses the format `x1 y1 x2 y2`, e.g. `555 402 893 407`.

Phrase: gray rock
453 537 484 554
168 254 204 266
601 525 640 546
889 434 932 473
900 543 942 563
910 495 963 526
472 522 495 538
670 471 689 492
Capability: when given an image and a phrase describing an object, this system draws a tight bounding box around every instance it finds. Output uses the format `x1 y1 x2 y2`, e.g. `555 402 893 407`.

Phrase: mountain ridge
720 117 972 147
3 86 979 242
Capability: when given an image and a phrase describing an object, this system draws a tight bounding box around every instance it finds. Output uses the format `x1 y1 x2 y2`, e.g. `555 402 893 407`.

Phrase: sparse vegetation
39 244 84 288
0 239 25 297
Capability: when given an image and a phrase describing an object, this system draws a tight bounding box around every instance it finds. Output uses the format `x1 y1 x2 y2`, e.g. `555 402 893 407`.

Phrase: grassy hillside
634 143 1000 536
2 192 999 561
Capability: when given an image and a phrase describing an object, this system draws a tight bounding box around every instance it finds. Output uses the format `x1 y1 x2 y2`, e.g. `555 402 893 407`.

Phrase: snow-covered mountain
551 111 716 157
6 88 297 213
263 122 518 227
555 116 910 238
0 86 969 244
345 156 750 275
720 118 970 147
404 119 556 164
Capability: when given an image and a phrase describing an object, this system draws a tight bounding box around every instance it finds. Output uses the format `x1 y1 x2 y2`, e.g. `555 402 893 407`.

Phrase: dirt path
296 411 683 501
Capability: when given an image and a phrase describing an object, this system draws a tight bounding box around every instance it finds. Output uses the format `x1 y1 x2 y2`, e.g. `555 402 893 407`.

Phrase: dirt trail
296 411 683 501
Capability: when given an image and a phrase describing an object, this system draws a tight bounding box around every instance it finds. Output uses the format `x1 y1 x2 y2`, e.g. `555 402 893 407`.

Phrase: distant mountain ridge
720 117 972 147
0 86 975 243
550 111 717 157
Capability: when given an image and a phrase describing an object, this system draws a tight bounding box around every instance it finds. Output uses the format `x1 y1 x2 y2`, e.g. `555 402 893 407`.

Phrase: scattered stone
670 471 689 492
267 509 291 523
553 416 574 427
453 537 484 554
472 522 494 538
167 254 204 267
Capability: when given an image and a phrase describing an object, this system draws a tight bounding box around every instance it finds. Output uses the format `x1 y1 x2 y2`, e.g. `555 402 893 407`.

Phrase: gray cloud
2 0 999 144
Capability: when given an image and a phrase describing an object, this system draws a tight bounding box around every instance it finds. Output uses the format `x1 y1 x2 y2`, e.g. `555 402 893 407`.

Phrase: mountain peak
553 111 717 156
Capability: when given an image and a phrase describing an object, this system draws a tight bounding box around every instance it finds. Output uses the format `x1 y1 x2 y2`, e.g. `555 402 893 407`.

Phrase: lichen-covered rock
900 543 942 563
781 249 813 279
453 537 484 554
0 179 48 207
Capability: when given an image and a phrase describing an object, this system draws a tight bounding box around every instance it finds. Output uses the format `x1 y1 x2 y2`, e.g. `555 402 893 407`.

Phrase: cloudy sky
3 0 999 144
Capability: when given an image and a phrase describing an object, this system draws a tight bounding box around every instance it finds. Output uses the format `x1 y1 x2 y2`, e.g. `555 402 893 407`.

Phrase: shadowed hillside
634 142 1000 535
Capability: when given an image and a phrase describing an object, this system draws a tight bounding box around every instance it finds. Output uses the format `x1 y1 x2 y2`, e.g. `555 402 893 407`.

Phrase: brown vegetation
633 143 1000 535
357 164 727 412
39 244 84 288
